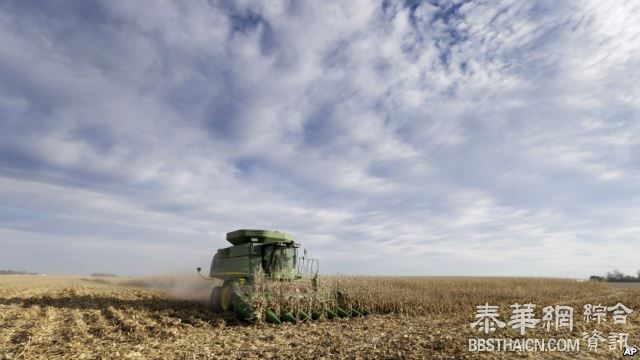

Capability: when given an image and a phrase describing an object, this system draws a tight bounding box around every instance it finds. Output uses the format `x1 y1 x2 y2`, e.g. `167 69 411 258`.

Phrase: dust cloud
113 272 221 303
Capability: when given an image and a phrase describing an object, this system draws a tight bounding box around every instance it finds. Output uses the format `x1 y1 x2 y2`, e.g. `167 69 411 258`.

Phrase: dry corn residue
1 275 639 359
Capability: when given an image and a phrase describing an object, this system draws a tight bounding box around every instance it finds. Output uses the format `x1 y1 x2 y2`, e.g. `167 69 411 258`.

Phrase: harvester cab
197 229 367 323
204 229 317 282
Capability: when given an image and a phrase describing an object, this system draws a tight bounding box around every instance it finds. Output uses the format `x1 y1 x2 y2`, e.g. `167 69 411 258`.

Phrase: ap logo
624 346 638 356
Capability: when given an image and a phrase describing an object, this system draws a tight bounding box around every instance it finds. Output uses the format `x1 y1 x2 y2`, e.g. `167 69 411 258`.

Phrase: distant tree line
0 270 38 275
590 269 640 282
91 273 118 277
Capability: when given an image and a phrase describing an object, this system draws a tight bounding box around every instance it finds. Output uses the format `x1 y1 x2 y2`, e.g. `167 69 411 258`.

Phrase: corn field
0 275 638 359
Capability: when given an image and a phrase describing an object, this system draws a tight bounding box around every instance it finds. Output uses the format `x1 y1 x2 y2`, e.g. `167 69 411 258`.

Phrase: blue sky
1 0 639 277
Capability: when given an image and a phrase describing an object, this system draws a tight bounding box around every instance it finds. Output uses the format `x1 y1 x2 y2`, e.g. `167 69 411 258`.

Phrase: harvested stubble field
0 275 639 359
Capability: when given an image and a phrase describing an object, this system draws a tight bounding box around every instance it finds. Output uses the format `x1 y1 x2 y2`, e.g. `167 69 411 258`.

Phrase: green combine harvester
197 229 368 323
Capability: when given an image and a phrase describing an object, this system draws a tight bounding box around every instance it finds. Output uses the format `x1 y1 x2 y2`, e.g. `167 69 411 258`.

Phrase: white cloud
0 0 638 277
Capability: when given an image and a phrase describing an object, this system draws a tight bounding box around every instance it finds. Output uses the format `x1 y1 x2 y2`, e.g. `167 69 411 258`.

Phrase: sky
0 0 639 277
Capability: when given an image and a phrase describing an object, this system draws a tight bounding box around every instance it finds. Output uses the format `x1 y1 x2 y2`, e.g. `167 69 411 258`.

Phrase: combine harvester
197 229 368 324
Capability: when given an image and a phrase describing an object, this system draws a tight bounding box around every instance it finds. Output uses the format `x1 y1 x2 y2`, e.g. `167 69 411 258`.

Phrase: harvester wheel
220 284 233 311
210 286 222 312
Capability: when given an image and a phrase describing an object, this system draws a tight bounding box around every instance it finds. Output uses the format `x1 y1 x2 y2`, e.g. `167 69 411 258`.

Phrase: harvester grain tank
197 229 368 323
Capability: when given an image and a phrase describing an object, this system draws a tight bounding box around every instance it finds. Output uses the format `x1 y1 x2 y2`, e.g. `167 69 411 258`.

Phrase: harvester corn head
197 229 368 324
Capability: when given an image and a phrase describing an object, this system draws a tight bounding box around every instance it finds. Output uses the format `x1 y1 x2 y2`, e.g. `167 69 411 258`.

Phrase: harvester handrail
296 256 319 278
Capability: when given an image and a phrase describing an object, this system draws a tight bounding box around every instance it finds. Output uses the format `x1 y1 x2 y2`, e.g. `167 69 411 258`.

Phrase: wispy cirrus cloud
0 0 638 277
